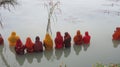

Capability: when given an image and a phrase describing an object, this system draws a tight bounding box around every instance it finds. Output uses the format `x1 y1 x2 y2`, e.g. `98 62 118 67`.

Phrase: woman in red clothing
112 27 120 40
15 39 25 55
25 37 34 53
0 34 4 45
54 32 63 49
73 30 82 45
33 36 43 52
64 32 71 48
83 31 91 44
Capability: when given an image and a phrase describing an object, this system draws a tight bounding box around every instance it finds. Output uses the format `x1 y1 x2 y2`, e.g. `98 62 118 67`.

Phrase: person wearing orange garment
25 37 34 53
33 36 43 52
83 31 91 44
8 32 19 46
112 27 120 40
64 32 71 48
43 33 53 50
0 34 4 45
54 32 63 49
15 39 25 55
73 30 82 45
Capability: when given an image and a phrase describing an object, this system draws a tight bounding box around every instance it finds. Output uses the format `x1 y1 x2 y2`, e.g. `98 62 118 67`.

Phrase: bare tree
44 0 61 34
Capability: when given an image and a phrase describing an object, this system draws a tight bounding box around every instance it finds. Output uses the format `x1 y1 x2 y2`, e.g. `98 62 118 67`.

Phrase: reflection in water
25 53 34 64
10 46 26 66
112 40 120 48
15 55 25 66
73 44 82 55
64 48 71 58
33 52 43 63
0 45 10 67
82 44 90 51
55 48 63 60
44 50 53 61
9 46 15 54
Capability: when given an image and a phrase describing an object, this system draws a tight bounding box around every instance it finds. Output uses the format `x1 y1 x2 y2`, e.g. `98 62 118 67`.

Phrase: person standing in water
8 32 19 46
0 34 4 45
43 33 53 50
64 32 71 48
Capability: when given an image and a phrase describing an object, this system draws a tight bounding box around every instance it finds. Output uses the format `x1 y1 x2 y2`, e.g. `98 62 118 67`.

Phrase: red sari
112 27 120 40
25 37 34 53
34 36 43 52
74 30 82 45
55 32 63 49
15 39 25 55
83 31 91 44
0 34 4 45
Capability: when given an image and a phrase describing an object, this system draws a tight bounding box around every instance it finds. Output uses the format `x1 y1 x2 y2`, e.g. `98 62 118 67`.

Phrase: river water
0 0 120 67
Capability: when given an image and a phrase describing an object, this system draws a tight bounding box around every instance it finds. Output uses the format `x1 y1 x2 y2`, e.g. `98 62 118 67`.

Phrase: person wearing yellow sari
43 33 53 50
8 32 19 46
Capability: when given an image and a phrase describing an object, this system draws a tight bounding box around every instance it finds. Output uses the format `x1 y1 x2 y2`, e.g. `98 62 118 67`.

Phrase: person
73 30 82 45
15 39 25 55
8 32 19 46
0 34 4 45
54 31 64 49
83 31 91 44
112 27 120 40
43 33 53 50
25 37 34 53
33 36 43 52
64 32 71 48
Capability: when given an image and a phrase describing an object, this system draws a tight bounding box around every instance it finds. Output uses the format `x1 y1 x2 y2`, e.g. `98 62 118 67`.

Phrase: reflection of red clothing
83 32 91 44
55 32 63 49
15 39 25 55
74 30 82 45
25 37 34 53
34 36 43 52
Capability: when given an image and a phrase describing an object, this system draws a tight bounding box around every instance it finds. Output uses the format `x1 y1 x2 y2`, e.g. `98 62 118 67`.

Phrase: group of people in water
0 30 91 55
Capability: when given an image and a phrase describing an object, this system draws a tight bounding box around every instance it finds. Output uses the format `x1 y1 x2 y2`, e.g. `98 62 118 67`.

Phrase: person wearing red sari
73 30 82 45
33 36 43 52
0 34 4 45
112 27 120 40
83 31 91 44
54 32 63 49
15 39 25 55
25 37 34 53
64 32 71 48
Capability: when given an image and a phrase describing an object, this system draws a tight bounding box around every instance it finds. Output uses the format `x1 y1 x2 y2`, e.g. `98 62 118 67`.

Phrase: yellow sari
8 32 19 46
43 33 53 50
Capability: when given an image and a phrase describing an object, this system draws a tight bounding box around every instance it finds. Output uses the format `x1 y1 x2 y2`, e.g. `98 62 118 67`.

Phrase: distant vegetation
93 62 120 67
